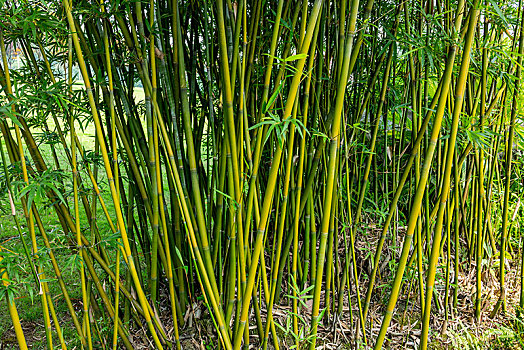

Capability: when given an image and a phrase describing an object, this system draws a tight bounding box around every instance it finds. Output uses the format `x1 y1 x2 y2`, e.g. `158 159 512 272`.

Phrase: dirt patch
0 320 42 349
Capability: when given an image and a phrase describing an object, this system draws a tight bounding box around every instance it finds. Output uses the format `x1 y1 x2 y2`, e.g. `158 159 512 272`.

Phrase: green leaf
174 246 188 274
0 105 24 130
26 188 36 212
265 83 283 113
284 53 307 62
487 0 509 28
46 184 65 205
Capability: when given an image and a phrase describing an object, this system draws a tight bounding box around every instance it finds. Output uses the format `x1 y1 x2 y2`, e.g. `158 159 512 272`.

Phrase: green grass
0 82 164 347
0 207 82 348
0 125 125 348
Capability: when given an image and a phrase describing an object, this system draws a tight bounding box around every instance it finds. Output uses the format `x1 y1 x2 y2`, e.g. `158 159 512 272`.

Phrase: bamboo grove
1 0 524 349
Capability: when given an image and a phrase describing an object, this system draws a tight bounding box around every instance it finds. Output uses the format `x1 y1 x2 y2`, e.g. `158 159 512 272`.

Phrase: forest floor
1 85 523 348
1 197 524 349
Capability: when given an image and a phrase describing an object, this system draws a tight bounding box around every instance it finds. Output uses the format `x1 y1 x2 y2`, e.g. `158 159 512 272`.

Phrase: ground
1 199 524 349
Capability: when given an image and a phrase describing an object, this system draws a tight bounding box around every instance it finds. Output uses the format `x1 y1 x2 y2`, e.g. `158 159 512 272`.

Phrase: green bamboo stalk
419 3 479 348
500 1 524 315
0 27 55 350
232 3 323 348
373 2 467 347
61 1 164 347
309 1 360 348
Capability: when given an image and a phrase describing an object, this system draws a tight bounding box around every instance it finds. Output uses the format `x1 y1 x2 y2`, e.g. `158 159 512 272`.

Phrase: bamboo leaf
487 0 509 28
0 105 24 130
284 53 307 62
265 83 283 113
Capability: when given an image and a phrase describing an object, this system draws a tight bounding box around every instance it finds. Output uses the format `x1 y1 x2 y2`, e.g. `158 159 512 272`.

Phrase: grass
0 205 82 348
441 315 524 350
0 151 130 348
0 86 146 348
0 94 184 348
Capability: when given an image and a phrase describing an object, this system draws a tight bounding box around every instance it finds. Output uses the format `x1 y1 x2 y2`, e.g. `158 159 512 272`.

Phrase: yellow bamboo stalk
61 1 164 348
0 197 28 350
